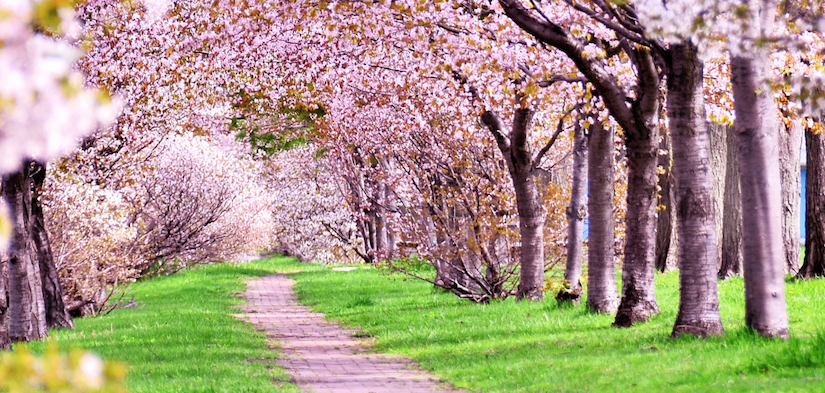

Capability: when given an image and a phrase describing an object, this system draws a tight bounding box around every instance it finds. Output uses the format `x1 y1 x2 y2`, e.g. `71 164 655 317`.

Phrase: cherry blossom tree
270 0 587 301
0 0 123 348
498 0 665 324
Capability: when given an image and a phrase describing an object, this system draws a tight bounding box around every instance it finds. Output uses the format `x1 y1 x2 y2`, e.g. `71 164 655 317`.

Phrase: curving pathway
233 274 467 393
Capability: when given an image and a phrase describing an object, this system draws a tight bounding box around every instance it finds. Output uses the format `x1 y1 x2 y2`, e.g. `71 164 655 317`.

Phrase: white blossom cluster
0 0 121 174
266 145 363 264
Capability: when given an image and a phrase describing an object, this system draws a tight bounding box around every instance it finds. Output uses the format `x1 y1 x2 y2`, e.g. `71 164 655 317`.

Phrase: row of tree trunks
0 160 74 349
496 0 662 323
655 117 807 282
498 0 793 339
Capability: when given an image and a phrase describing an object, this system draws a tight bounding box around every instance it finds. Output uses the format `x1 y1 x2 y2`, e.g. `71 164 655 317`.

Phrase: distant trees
267 145 364 265
42 134 275 315
137 136 273 270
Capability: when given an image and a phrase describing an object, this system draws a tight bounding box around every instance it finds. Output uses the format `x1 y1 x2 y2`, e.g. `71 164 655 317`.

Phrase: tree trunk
614 119 661 327
0 253 9 349
710 123 727 272
719 124 744 278
561 122 588 303
586 121 620 313
482 107 545 301
730 0 789 337
668 41 724 337
655 129 677 272
374 182 389 260
2 163 48 342
511 108 545 301
30 161 74 329
779 121 802 275
798 129 825 278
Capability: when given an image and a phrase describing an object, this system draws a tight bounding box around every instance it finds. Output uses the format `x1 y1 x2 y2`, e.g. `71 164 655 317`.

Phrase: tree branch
561 0 647 44
532 102 582 169
480 110 511 154
497 0 638 136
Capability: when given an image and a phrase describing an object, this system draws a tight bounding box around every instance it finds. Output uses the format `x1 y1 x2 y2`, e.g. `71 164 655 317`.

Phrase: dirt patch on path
234 275 468 393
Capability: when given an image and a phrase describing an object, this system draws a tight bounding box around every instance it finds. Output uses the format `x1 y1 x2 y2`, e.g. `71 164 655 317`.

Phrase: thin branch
592 0 645 36
561 0 647 44
532 109 571 170
528 0 555 25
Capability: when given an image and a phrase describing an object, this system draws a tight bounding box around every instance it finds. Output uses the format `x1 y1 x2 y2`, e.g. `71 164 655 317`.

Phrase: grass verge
273 258 825 393
26 257 312 393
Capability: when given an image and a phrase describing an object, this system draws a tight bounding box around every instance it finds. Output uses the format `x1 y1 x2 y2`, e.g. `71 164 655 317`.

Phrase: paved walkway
233 274 467 393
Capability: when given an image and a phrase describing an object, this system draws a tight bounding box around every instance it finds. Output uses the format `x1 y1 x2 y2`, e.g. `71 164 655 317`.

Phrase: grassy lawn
276 258 825 393
19 256 825 392
26 258 314 393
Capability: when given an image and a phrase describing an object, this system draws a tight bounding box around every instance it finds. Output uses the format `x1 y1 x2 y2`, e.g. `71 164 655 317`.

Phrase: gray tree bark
668 41 724 337
374 182 389 260
719 124 744 279
655 130 677 272
30 161 74 329
779 121 802 275
2 162 48 342
614 77 661 327
586 121 620 313
0 251 9 349
510 109 545 301
729 0 789 338
798 129 825 278
561 121 588 303
710 123 727 271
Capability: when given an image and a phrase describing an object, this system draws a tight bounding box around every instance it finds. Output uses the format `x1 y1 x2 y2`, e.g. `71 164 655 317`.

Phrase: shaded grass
277 258 825 393
26 256 314 393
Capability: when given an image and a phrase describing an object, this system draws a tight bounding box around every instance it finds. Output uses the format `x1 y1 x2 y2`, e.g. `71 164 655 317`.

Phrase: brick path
234 275 467 393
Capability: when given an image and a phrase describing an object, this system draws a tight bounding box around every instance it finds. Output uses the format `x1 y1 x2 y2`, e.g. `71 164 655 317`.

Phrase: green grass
20 256 825 392
273 258 825 393
26 257 316 393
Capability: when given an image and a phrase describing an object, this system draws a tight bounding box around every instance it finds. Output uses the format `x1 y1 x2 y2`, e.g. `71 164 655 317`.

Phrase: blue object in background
802 168 807 241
